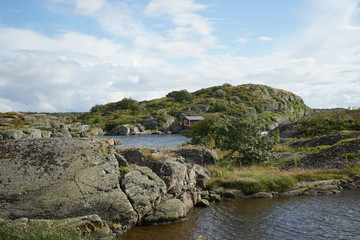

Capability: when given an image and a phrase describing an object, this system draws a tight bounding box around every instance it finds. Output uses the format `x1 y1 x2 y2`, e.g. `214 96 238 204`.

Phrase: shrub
187 116 275 166
166 90 193 102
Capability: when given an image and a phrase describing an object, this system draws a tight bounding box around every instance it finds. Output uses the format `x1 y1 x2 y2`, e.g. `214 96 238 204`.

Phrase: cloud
74 0 106 15
0 0 360 112
234 38 249 45
257 36 274 41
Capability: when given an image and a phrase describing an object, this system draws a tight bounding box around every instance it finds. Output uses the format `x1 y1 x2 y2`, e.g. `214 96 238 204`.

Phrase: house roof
183 116 204 121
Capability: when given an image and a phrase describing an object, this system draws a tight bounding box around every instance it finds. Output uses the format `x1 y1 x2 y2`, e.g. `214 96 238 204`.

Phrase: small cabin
181 116 204 129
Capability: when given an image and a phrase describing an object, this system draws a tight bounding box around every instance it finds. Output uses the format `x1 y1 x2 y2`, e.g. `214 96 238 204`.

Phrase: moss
0 222 92 240
118 166 133 174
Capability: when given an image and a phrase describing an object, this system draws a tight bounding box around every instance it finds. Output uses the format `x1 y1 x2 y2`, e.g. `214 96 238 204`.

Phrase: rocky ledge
0 138 211 237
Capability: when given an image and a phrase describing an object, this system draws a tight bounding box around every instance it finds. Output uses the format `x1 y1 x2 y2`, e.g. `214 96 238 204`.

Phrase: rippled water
98 134 189 149
118 189 360 240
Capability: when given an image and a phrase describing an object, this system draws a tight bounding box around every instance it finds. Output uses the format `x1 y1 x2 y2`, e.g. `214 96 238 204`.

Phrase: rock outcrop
0 138 211 236
288 138 360 169
0 113 104 140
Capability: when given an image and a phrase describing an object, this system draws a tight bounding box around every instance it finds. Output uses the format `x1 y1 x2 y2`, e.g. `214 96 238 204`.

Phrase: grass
0 222 91 240
206 165 360 195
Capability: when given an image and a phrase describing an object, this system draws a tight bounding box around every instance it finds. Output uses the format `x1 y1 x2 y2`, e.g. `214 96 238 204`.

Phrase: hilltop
80 83 311 134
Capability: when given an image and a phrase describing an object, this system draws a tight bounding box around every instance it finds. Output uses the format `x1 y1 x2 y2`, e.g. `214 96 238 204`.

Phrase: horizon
0 0 359 112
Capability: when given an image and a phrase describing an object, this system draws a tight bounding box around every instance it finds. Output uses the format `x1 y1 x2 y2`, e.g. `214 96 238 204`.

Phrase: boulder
159 115 175 130
109 125 131 135
143 199 186 224
0 130 24 140
87 128 104 136
191 104 209 114
171 147 218 165
281 180 342 197
191 164 211 188
27 128 42 139
250 192 273 198
23 116 51 128
120 166 167 221
60 125 72 138
142 118 158 130
0 138 137 227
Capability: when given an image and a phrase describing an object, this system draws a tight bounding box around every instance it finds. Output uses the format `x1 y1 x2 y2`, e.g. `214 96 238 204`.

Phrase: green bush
187 116 275 165
166 90 193 102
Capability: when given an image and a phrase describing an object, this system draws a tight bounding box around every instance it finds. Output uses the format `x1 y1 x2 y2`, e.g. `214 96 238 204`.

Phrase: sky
0 0 359 112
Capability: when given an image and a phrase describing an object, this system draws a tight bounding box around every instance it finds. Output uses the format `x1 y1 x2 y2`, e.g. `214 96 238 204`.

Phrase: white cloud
257 36 274 41
74 0 106 15
234 38 249 45
1 0 360 112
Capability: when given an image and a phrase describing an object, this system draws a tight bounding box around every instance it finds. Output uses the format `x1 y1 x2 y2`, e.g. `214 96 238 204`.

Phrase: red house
181 116 204 129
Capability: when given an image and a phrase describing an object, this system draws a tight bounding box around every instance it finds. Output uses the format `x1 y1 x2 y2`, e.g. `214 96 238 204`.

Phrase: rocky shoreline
1 137 359 238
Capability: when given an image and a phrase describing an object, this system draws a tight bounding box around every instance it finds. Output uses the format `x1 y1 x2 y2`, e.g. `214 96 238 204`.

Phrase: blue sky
0 0 359 112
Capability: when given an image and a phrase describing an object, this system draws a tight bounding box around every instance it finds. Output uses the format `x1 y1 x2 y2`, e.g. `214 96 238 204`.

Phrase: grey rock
0 130 24 140
191 164 211 188
109 125 131 135
151 158 190 195
0 138 137 227
159 115 175 130
281 180 342 197
195 199 210 208
213 188 244 198
208 193 221 203
121 166 167 221
250 192 273 198
23 116 51 128
293 139 360 169
60 125 72 138
2 215 113 239
144 199 186 224
114 152 130 167
191 104 209 114
27 129 42 139
142 118 158 130
171 147 218 165
123 148 146 165
87 128 104 136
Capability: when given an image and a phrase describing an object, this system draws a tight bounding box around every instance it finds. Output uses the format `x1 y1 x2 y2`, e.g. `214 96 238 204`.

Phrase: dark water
118 189 360 240
98 134 189 149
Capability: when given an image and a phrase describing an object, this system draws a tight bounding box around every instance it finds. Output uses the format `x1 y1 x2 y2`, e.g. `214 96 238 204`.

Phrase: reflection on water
118 189 360 240
98 134 189 149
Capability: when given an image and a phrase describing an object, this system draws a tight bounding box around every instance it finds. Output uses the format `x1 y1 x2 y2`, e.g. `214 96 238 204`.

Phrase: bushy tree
213 117 274 165
116 98 140 111
187 116 274 165
166 90 193 102
185 115 220 147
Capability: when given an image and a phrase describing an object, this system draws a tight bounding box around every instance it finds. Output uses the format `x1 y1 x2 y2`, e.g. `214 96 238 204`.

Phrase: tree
185 115 220 147
187 116 274 165
166 90 193 102
213 117 274 165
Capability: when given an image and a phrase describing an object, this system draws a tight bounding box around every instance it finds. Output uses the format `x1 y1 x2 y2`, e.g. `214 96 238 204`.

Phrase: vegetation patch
207 165 360 195
118 166 133 174
0 222 92 240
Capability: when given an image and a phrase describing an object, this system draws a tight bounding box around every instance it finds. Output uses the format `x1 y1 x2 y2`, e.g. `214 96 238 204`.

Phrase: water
118 189 360 240
98 134 189 149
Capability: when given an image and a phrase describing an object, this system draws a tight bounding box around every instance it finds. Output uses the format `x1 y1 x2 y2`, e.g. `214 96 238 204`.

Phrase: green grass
206 165 360 195
0 222 90 240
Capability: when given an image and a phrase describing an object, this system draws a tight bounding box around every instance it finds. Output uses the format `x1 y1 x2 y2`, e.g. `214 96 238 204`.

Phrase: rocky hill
0 112 103 140
80 83 311 135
